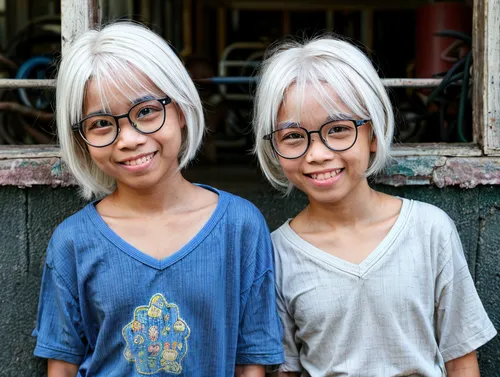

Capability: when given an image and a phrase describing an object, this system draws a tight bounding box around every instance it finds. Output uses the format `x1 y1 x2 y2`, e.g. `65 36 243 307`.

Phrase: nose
115 117 147 150
304 133 336 164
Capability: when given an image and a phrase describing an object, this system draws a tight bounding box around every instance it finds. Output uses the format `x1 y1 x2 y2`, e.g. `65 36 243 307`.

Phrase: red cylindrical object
415 2 472 78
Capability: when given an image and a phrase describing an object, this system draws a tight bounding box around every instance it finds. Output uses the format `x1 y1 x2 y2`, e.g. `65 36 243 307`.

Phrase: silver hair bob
56 22 204 199
253 35 394 193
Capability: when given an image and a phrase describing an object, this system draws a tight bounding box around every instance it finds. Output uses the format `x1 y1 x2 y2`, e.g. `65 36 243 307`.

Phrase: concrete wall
1 183 499 376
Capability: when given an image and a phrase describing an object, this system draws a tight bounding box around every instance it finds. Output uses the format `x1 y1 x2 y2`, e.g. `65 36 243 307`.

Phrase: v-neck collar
278 198 412 278
84 184 229 270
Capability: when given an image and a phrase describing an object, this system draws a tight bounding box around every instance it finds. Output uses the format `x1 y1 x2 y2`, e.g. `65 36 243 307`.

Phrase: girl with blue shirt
33 22 283 376
253 36 496 376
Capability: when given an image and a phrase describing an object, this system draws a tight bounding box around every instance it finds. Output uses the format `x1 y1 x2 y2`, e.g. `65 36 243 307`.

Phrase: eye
328 126 349 134
137 107 154 118
282 132 305 140
89 119 113 130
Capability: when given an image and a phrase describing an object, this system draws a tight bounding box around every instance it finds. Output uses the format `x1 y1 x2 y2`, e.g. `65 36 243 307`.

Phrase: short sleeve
434 221 497 362
276 286 303 372
32 231 86 364
236 216 284 365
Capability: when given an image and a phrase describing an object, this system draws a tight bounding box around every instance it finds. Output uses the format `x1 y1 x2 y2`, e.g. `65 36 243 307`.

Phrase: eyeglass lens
271 120 357 158
81 99 166 147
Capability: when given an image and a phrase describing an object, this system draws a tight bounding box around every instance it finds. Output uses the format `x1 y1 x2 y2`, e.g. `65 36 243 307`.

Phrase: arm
434 219 496 368
234 365 265 377
445 351 480 377
235 210 284 367
48 359 78 377
34 228 86 369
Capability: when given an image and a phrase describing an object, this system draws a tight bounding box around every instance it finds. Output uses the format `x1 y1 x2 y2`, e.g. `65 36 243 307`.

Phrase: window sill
0 145 499 188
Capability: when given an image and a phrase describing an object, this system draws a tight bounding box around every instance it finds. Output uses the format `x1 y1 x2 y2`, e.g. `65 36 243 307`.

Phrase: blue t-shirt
33 186 284 376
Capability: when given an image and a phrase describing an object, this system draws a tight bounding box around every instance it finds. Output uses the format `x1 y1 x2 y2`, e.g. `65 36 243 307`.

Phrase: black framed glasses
263 119 370 159
72 97 172 148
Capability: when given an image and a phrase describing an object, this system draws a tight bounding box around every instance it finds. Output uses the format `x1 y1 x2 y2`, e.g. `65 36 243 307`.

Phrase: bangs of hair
87 57 165 115
286 62 371 125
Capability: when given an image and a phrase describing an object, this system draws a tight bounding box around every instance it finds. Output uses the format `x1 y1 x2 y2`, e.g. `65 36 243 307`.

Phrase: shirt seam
240 268 273 296
434 233 457 305
46 263 79 303
35 341 85 358
237 350 284 357
83 187 231 270
440 322 497 361
275 198 413 278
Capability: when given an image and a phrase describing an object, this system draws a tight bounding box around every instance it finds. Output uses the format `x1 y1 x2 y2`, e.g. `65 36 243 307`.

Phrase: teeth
311 169 342 180
123 153 154 166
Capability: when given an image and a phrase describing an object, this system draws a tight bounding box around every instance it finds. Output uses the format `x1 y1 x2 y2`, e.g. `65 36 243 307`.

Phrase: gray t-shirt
272 198 496 376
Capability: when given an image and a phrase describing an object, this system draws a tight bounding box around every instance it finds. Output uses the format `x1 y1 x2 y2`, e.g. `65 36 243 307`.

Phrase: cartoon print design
123 293 190 375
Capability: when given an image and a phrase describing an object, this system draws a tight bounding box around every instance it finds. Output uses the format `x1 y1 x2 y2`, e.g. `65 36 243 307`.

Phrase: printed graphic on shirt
122 293 191 375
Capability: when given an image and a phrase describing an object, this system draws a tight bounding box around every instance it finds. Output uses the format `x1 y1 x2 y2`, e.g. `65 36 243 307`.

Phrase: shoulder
271 221 291 241
51 203 95 240
45 203 95 265
217 189 268 229
404 199 460 262
406 199 456 234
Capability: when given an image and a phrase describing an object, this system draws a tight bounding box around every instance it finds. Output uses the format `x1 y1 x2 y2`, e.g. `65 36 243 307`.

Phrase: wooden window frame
0 0 498 188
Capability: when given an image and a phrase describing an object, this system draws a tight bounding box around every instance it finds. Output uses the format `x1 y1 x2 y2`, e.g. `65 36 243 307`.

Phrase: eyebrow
85 95 158 117
277 113 354 129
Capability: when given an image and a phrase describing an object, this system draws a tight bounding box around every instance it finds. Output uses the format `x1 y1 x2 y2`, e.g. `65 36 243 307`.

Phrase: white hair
253 36 394 192
56 21 204 199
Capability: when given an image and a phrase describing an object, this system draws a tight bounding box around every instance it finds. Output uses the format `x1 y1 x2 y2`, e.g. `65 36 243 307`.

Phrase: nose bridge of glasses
115 113 136 128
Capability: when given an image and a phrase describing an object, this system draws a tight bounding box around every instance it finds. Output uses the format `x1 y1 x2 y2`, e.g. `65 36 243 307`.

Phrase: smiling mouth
307 168 344 180
120 152 157 166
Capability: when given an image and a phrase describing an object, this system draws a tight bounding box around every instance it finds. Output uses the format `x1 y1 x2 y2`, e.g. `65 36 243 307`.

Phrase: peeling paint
433 158 500 188
0 158 76 188
0 155 500 188
376 156 500 188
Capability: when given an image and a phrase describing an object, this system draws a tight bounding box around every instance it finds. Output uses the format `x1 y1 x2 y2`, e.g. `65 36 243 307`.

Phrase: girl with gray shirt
253 36 496 377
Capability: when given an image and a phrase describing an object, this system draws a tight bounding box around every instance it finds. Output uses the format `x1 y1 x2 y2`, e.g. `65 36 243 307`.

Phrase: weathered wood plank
473 0 486 146
205 0 430 10
0 158 75 187
0 79 55 88
0 145 60 160
60 0 101 53
485 0 500 154
392 143 482 157
474 0 500 155
0 154 499 189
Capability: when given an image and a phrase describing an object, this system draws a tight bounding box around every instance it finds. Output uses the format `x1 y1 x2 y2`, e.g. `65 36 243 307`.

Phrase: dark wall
1 183 498 376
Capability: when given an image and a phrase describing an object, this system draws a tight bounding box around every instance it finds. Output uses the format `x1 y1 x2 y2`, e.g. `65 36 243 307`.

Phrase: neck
306 179 382 229
109 171 194 216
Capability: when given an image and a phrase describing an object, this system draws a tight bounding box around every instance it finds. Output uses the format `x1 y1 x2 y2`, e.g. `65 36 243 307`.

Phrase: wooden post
195 0 204 55
217 6 226 61
181 0 192 57
60 0 101 55
326 9 334 31
361 9 373 55
283 10 291 36
473 0 500 154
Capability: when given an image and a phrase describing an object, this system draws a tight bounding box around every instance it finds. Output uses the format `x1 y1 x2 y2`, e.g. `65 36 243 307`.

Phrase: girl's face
276 84 377 206
83 73 185 193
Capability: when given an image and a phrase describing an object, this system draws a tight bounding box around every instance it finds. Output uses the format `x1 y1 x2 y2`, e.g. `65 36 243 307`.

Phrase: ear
369 133 377 153
179 110 186 128
174 102 186 128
